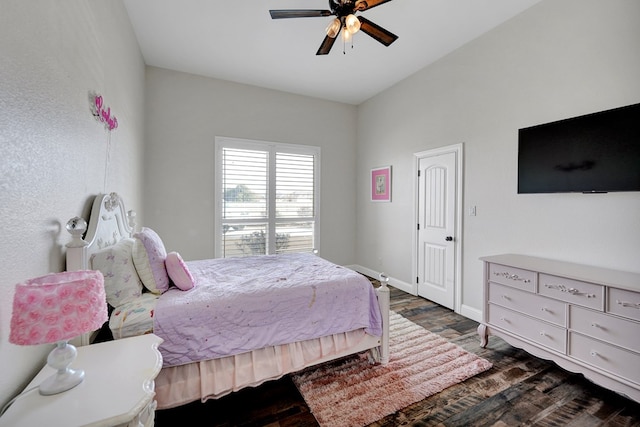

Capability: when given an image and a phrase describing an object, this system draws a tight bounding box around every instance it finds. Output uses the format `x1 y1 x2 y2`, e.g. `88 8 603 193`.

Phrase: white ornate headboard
66 192 136 272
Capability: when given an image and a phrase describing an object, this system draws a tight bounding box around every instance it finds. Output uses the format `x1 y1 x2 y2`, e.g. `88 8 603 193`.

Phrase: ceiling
123 0 541 105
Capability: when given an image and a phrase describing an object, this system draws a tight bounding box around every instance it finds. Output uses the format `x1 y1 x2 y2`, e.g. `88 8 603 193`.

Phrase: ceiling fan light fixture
325 18 341 38
341 27 353 42
270 0 398 55
345 14 361 34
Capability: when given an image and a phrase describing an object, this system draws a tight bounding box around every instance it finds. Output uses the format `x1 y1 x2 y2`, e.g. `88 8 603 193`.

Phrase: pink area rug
291 311 493 427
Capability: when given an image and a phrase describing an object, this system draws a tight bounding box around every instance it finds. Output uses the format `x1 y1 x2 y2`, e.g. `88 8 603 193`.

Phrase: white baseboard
346 265 482 322
459 304 482 323
347 264 417 296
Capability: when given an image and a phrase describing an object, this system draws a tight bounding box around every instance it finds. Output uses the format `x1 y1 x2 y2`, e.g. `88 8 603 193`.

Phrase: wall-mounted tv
518 102 640 194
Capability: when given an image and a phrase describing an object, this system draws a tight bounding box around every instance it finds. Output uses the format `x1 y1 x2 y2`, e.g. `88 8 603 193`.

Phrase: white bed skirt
155 328 379 409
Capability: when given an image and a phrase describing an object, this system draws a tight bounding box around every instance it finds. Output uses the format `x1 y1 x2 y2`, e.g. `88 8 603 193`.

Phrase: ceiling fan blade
269 9 332 19
316 34 338 55
355 0 394 12
358 16 398 46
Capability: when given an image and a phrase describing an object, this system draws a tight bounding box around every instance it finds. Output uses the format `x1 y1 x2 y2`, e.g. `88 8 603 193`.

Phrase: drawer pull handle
539 331 546 337
541 307 549 313
544 283 596 298
501 295 510 301
616 299 640 310
589 350 608 361
591 322 599 328
494 272 530 283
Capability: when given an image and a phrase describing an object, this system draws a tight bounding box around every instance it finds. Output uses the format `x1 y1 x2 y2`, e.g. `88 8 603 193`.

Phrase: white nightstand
0 334 163 427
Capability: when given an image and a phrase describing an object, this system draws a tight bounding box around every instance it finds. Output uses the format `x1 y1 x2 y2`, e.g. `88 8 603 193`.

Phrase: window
215 137 320 258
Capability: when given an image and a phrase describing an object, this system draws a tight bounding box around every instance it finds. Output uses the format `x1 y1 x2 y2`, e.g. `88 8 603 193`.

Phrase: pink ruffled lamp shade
9 270 108 395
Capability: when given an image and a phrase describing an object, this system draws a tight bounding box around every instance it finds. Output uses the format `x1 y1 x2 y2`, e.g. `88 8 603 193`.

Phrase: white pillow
90 238 143 307
132 227 170 294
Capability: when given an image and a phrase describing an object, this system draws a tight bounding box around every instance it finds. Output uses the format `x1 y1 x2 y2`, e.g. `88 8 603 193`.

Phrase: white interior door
416 149 459 310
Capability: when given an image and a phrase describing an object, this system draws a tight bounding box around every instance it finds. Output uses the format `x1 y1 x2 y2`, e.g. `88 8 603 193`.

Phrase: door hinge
417 223 420 230
417 170 421 177
416 276 419 284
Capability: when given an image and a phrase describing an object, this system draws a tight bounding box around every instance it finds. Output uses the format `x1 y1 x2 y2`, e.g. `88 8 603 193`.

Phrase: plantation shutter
275 152 315 254
216 138 319 258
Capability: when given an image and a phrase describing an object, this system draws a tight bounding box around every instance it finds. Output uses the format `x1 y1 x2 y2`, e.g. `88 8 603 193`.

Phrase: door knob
445 236 453 241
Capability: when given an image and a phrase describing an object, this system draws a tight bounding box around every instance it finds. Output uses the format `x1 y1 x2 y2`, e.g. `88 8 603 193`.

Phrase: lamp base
39 368 85 395
38 340 85 395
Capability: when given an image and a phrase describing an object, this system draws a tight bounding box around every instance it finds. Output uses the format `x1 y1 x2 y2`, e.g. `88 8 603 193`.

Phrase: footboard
376 273 391 364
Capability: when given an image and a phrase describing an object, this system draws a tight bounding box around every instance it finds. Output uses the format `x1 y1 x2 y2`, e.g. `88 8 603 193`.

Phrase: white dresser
0 334 163 427
478 254 640 403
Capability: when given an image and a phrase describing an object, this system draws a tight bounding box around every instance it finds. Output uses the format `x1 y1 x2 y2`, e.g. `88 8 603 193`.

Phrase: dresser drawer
570 305 640 353
489 263 536 292
489 282 566 327
608 288 640 322
488 304 565 353
539 274 604 310
569 332 640 385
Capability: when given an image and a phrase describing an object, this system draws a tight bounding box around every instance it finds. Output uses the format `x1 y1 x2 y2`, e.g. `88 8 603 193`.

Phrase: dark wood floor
155 284 640 427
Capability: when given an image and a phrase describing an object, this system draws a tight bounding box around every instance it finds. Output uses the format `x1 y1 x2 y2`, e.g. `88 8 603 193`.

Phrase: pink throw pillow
165 252 195 291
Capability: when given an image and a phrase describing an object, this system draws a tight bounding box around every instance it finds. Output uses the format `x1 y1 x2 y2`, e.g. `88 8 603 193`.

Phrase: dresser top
481 254 640 292
0 334 163 427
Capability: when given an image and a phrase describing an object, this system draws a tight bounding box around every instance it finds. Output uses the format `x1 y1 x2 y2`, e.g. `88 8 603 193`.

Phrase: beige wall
355 0 640 320
143 67 358 265
0 1 145 407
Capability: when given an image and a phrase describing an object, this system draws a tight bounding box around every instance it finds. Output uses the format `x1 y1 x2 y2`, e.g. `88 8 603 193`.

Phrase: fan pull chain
342 36 354 55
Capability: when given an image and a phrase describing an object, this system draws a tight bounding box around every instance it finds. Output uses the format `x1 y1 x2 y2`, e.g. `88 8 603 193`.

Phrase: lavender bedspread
154 253 382 367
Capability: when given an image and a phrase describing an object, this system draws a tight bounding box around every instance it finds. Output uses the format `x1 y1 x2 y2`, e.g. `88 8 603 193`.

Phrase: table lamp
9 270 107 395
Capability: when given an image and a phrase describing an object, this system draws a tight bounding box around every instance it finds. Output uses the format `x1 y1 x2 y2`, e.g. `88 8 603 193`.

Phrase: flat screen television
518 102 640 194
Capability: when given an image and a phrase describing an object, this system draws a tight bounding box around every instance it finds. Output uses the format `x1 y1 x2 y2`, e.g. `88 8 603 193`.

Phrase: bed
65 192 390 409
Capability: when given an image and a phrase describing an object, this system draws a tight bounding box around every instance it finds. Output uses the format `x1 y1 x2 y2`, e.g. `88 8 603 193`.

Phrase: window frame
214 136 321 258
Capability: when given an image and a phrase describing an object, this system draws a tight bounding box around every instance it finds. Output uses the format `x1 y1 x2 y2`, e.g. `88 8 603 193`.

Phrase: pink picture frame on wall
371 166 391 202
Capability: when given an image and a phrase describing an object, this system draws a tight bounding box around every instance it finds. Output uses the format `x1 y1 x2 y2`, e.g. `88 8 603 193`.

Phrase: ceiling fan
269 0 398 55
